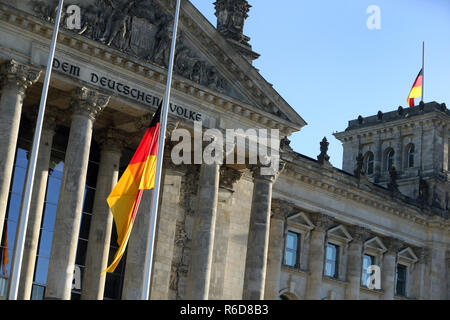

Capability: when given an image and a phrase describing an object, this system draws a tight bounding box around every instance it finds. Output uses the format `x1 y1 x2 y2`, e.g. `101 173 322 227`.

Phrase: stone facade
0 0 448 301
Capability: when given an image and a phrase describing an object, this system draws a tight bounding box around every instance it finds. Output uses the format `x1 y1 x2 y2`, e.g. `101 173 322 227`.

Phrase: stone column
121 188 153 300
81 129 124 300
412 247 429 299
0 60 41 242
344 226 368 300
305 213 331 300
242 166 277 300
264 199 293 300
381 238 402 300
185 162 220 300
17 112 57 300
209 166 242 300
45 87 109 300
150 144 186 300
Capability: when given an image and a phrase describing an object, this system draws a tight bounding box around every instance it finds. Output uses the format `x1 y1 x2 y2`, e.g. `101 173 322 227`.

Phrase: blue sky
190 0 450 168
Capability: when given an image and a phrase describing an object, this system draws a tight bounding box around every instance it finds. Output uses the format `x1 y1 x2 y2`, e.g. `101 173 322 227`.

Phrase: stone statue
354 153 365 178
101 0 136 46
388 166 398 191
418 177 429 204
317 137 330 165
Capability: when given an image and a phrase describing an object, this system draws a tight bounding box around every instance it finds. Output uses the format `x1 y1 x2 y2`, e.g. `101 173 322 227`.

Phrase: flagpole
421 41 425 102
7 0 64 300
141 0 181 300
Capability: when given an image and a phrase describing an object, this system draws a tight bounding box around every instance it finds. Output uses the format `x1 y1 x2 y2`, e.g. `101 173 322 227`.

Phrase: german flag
103 107 161 274
0 220 8 276
407 69 423 107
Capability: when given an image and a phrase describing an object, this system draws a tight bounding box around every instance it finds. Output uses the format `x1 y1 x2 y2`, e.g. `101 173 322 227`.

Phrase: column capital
349 225 371 243
312 212 333 232
0 60 41 95
383 237 403 255
248 160 285 183
271 198 294 220
219 165 242 191
70 87 110 120
418 247 430 263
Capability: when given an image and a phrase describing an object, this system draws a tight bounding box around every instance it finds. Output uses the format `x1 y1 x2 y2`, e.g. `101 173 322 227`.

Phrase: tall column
305 213 331 300
0 60 41 242
344 226 368 300
121 188 153 300
381 238 402 300
17 112 57 300
149 144 186 300
81 129 124 300
264 199 293 300
242 166 276 300
185 162 220 300
45 87 110 300
209 166 242 300
413 247 429 299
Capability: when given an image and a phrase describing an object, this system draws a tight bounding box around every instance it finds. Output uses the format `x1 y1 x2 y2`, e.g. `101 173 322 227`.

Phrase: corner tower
334 101 450 211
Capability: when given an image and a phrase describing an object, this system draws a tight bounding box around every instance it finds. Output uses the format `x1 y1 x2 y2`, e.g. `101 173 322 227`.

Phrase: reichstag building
0 0 448 300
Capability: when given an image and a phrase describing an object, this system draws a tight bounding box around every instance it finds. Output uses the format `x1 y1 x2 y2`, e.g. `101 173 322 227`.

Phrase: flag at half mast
103 106 161 274
407 68 423 107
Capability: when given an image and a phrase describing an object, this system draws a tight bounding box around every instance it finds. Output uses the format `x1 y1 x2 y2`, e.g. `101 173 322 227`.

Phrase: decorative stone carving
219 165 242 191
0 60 42 94
97 127 127 153
387 166 398 191
317 137 330 165
418 176 429 204
383 237 403 255
354 153 364 178
31 0 230 95
214 0 250 44
271 198 294 220
348 225 370 243
312 213 333 232
70 87 110 120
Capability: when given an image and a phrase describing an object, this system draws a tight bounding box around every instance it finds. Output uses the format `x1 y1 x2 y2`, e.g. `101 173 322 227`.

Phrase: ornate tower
334 101 450 213
214 0 259 63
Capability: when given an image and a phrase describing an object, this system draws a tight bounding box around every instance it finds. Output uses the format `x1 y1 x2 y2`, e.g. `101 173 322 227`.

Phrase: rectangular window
284 231 300 267
396 264 407 296
325 243 339 278
361 254 375 286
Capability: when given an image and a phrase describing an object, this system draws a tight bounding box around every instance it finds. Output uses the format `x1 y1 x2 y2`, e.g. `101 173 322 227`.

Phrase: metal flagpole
7 0 64 300
422 41 425 103
141 0 182 300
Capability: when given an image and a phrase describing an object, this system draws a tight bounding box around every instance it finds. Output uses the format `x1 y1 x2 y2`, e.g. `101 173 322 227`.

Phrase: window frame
395 263 408 297
324 242 340 279
364 152 375 175
385 148 395 172
284 231 301 268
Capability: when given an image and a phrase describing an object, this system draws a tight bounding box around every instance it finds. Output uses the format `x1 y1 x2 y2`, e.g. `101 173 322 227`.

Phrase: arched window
406 144 415 168
385 149 395 171
364 152 374 175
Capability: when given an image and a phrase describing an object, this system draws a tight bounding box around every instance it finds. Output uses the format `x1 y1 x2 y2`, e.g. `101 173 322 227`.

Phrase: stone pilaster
381 237 402 300
412 247 430 299
0 60 41 242
185 161 221 300
264 198 293 300
209 166 242 299
45 87 109 300
150 144 186 300
344 226 369 300
17 112 57 300
394 128 403 172
81 129 125 300
374 135 382 180
242 165 277 300
305 213 332 300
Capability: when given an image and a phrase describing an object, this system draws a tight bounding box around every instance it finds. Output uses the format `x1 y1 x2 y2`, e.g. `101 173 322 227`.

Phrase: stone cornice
334 108 449 142
280 161 434 227
0 3 301 137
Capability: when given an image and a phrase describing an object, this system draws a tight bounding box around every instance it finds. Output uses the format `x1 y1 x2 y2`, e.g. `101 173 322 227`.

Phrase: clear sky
190 0 450 168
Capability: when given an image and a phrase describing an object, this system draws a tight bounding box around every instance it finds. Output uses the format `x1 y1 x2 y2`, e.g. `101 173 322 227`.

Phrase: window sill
281 265 310 276
360 286 384 296
322 275 348 287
